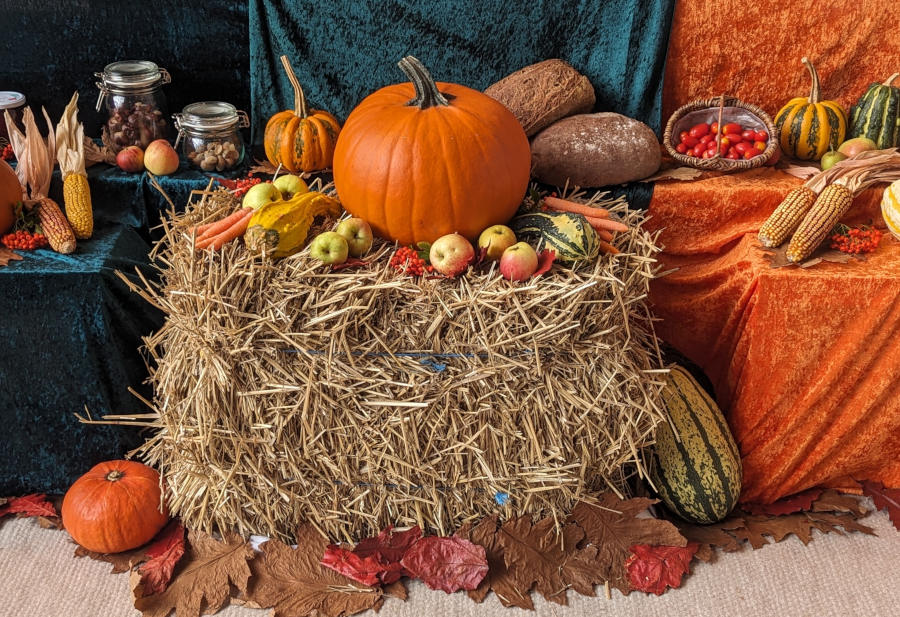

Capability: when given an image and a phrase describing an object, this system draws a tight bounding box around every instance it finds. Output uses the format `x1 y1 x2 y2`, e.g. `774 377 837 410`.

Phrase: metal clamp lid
95 61 171 112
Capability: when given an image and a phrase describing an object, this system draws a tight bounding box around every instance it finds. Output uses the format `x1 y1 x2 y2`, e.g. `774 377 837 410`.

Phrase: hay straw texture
119 185 668 542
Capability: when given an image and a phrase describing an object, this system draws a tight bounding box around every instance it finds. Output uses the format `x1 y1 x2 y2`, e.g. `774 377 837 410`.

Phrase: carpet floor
1 504 898 617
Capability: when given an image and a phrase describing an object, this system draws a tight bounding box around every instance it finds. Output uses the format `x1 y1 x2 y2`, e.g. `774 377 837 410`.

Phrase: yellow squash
244 191 341 258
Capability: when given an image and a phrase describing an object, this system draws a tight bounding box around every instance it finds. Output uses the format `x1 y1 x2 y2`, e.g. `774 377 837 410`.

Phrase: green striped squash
649 365 742 524
509 211 599 263
849 73 900 148
774 57 847 161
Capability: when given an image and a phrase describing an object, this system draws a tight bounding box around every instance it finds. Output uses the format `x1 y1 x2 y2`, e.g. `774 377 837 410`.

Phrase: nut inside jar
187 137 243 171
107 99 168 150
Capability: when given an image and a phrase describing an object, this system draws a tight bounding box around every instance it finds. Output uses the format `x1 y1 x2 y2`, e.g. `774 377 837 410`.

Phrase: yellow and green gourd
244 191 341 258
774 57 847 161
509 211 600 263
881 179 900 241
849 73 900 149
649 365 742 524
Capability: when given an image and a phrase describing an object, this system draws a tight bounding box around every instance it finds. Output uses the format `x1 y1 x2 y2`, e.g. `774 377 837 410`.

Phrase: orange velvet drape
649 0 900 503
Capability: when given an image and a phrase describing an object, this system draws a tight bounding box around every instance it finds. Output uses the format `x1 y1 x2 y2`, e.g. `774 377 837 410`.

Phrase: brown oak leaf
625 543 699 595
811 489 869 517
75 543 153 574
759 244 861 269
568 495 686 595
138 522 186 595
133 530 255 617
674 516 745 562
0 247 23 267
455 516 535 610
730 511 875 549
246 525 383 617
743 488 823 516
860 480 900 531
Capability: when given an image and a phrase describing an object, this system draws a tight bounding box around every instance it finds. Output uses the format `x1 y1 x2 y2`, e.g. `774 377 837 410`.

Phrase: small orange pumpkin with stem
61 460 169 554
264 55 342 173
332 56 531 246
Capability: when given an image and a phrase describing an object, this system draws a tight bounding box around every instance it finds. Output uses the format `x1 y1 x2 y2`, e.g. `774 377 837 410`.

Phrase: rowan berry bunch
1 143 13 161
829 225 883 254
390 246 434 276
216 175 262 198
2 230 48 250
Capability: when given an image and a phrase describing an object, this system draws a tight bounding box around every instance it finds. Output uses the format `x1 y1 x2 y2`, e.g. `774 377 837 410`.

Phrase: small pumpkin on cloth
333 56 531 246
849 73 900 149
882 179 900 240
61 460 169 554
774 57 847 161
0 159 22 234
264 55 342 173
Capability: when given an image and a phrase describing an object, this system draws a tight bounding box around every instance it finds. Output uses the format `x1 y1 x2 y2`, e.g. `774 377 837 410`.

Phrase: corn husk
56 92 86 178
5 107 55 199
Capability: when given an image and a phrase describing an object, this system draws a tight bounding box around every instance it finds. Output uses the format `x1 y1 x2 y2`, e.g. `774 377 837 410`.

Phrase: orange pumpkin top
333 56 531 246
0 159 22 234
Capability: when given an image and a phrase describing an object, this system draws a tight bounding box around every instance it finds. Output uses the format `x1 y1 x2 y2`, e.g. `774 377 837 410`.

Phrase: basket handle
713 94 726 159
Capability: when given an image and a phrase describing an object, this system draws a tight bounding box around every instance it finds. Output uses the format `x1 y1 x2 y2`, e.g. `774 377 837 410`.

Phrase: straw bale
122 186 668 542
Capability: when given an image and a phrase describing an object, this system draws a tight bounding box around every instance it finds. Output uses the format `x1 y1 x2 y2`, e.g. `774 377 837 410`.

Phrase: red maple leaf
320 545 384 586
860 480 900 531
743 488 823 516
354 526 422 563
138 522 186 595
625 543 699 596
400 536 488 593
5 494 57 518
533 249 556 278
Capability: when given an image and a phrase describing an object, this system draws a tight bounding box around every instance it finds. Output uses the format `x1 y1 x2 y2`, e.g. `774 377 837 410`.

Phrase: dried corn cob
35 197 76 254
758 185 817 247
62 172 93 239
56 92 93 239
786 183 852 262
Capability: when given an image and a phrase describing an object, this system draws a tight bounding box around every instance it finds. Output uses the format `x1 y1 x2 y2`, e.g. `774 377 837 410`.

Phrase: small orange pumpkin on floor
0 159 22 234
61 460 169 554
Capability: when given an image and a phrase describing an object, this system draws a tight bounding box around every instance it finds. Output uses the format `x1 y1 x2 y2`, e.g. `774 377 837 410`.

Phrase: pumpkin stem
398 56 450 109
105 470 125 482
884 73 900 87
280 55 309 118
801 57 821 104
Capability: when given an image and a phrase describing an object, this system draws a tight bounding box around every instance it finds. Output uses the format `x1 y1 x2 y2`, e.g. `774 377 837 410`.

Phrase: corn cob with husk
785 148 900 262
4 106 76 254
56 92 92 239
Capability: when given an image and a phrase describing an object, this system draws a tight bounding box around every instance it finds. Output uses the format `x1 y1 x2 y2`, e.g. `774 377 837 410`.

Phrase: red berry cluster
216 175 262 198
1 230 48 250
390 246 434 276
829 226 883 254
1 144 13 161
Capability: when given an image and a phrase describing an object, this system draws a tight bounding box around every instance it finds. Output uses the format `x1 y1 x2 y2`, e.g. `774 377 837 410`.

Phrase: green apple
272 174 308 199
335 217 374 257
477 224 517 261
242 182 282 210
821 150 847 170
837 137 877 158
309 231 349 265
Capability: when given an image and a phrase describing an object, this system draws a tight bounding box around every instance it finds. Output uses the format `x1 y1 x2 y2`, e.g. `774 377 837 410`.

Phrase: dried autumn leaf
354 525 422 563
811 489 869 517
625 543 699 595
138 522 186 595
6 494 57 518
248 158 280 177
247 526 383 617
75 542 149 574
743 488 823 516
673 516 744 562
569 495 686 595
455 516 534 610
730 511 875 549
760 244 860 268
133 531 254 617
533 249 556 278
400 536 488 594
860 480 900 531
0 247 23 266
321 545 384 586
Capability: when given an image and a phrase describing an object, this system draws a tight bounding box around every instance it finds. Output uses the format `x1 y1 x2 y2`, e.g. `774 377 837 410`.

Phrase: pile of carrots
189 207 254 250
541 195 628 254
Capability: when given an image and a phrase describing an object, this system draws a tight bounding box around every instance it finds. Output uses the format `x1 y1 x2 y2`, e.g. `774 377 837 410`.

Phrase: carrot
196 209 254 250
543 195 609 219
598 240 620 255
592 227 614 242
195 207 253 240
584 215 629 233
191 220 218 236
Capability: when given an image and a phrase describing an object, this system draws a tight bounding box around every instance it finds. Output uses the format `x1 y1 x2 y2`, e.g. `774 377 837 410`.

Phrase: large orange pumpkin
332 56 531 246
61 460 169 554
0 159 22 234
264 55 342 173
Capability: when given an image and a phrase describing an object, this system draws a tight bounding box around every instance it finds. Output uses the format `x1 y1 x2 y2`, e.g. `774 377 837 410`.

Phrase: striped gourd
774 57 847 161
649 365 742 524
849 73 900 149
509 211 599 263
881 179 900 241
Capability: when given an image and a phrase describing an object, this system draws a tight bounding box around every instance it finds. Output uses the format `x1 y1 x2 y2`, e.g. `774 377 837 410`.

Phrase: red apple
143 139 180 176
477 224 517 261
837 137 877 158
335 217 374 257
499 242 538 281
115 145 144 173
429 233 474 277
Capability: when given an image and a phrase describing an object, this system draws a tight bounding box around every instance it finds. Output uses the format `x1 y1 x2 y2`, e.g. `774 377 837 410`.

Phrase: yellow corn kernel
758 186 817 247
786 183 853 262
63 172 93 240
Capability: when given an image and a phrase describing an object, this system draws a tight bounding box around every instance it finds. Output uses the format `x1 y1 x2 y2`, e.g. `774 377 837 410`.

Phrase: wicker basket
663 96 778 171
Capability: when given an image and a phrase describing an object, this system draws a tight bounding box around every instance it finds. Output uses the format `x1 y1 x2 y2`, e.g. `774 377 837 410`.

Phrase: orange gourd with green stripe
649 365 742 524
264 55 341 173
774 57 847 161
